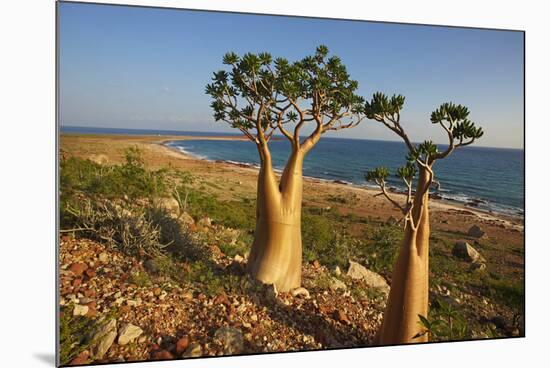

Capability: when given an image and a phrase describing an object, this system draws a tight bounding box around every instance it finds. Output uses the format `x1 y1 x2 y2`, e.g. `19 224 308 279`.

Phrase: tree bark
378 166 431 344
247 150 304 292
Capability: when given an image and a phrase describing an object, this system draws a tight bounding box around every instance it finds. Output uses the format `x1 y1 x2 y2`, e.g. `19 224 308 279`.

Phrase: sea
62 126 524 217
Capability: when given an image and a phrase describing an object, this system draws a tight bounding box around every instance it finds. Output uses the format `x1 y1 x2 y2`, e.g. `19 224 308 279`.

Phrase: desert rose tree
206 46 366 291
364 94 483 344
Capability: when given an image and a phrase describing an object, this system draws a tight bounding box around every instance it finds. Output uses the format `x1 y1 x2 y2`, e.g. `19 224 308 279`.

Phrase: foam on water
165 138 524 217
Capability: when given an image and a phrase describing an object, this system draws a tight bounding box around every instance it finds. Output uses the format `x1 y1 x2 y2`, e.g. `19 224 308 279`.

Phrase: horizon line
60 124 524 151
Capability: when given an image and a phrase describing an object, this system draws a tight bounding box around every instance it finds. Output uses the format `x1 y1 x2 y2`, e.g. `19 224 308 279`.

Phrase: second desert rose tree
364 94 483 344
206 46 366 291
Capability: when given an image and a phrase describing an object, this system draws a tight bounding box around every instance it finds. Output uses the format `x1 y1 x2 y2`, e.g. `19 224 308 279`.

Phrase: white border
1 1 547 367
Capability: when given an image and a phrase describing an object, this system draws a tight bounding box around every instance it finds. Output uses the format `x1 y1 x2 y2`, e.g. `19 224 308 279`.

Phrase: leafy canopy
364 93 484 215
205 46 366 146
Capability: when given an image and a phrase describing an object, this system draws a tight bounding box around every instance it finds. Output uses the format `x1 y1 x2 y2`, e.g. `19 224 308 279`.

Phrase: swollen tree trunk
378 167 431 344
247 150 304 292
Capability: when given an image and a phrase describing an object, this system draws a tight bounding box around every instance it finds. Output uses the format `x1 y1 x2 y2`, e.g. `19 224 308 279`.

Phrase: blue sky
59 2 524 148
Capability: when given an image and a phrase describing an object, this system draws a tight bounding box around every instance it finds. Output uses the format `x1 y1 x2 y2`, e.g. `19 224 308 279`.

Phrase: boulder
470 261 487 272
197 217 212 228
90 319 117 360
69 350 90 365
214 326 244 355
233 254 244 263
98 252 109 263
73 304 89 316
152 350 174 360
467 225 486 239
156 197 180 213
182 342 202 358
333 310 350 325
179 212 195 226
291 287 310 298
143 259 159 273
175 335 190 355
69 263 88 277
329 277 347 291
453 241 483 263
347 261 389 291
117 323 143 345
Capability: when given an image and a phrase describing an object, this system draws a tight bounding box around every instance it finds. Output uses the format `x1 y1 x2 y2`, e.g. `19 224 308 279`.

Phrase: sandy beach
61 133 524 243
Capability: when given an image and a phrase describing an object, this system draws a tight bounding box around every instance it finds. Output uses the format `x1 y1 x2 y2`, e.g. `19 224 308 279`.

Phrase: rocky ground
59 134 524 366
59 216 389 366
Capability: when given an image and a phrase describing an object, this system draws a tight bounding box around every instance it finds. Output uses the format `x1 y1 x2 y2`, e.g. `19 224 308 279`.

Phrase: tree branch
376 179 406 213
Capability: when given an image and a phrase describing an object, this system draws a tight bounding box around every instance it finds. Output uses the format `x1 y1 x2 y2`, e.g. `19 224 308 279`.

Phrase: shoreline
158 136 524 225
60 133 524 233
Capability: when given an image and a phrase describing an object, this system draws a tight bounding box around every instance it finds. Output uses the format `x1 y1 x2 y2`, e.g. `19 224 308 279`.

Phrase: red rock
334 310 350 325
214 293 230 306
318 304 332 314
69 350 89 365
72 278 82 288
85 301 97 309
86 307 98 318
151 350 174 360
85 269 96 278
84 289 96 298
175 336 190 355
69 263 88 277
311 260 321 269
153 287 162 296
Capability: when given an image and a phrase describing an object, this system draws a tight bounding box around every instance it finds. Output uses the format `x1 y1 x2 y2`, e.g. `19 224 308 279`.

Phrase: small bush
363 224 402 276
175 186 255 230
59 308 120 365
417 298 472 341
129 271 153 287
60 147 166 200
486 278 524 310
302 214 335 263
61 197 169 257
59 310 96 365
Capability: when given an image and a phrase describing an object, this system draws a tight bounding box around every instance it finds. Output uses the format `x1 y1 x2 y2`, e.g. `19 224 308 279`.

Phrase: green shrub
302 214 336 264
363 224 402 276
417 298 472 341
129 271 153 287
60 147 166 200
59 308 120 365
486 278 524 310
59 310 96 365
175 187 255 230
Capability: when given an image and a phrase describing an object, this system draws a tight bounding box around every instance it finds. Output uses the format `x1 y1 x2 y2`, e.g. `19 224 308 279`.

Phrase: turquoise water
166 137 524 216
